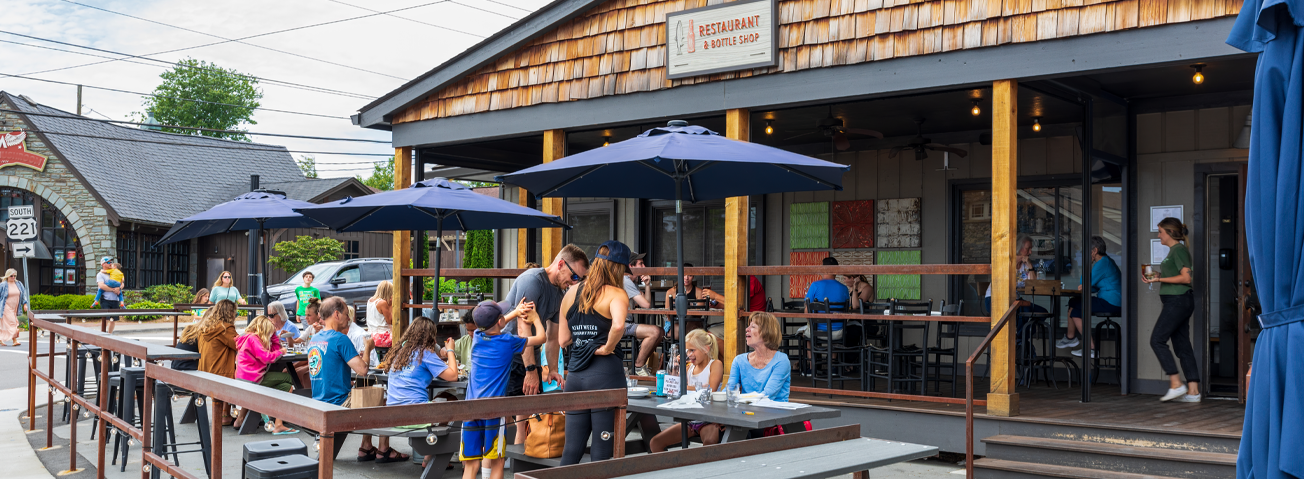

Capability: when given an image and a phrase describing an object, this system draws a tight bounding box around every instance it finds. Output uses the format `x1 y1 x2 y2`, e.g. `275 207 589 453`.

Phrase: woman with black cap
558 240 631 465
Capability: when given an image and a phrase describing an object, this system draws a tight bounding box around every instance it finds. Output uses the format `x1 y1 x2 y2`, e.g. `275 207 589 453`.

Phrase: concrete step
982 435 1235 478
987 420 1241 455
973 458 1186 479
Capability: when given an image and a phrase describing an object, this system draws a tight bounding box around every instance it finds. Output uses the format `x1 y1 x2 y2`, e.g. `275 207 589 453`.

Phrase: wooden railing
965 304 1019 479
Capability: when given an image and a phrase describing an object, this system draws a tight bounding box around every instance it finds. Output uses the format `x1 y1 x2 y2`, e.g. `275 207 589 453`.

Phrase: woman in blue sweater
1058 236 1123 357
726 312 791 402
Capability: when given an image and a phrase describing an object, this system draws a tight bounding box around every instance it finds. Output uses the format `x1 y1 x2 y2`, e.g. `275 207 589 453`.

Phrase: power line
482 0 535 14
1 71 350 119
15 127 395 156
59 0 444 81
449 1 520 20
324 0 487 38
2 108 390 143
0 31 377 99
86 108 113 120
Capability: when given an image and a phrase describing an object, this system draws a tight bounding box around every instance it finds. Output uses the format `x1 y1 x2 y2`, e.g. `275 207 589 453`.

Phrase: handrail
403 264 991 278
965 304 1019 479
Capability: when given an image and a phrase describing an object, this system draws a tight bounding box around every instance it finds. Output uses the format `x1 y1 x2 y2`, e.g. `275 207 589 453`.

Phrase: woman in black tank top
558 241 631 465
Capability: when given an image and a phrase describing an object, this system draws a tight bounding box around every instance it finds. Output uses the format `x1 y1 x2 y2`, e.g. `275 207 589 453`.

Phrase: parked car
267 258 393 323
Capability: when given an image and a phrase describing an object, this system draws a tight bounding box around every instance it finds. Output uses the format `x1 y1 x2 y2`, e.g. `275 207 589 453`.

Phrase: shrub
141 284 193 305
68 295 96 310
122 290 146 305
30 294 56 311
53 294 82 310
124 301 173 321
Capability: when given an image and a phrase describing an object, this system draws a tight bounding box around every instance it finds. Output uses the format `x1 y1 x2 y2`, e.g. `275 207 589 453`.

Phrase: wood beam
988 79 1019 417
518 188 530 268
392 146 413 340
723 109 750 376
541 130 565 263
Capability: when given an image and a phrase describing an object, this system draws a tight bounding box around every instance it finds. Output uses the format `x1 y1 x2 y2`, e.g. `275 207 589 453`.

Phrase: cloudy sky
1 0 550 178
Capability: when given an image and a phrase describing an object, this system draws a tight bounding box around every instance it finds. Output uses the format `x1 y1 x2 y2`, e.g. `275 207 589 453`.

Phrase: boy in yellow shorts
461 300 542 479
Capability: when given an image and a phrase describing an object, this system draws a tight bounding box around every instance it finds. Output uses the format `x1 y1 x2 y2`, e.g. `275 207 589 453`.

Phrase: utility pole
76 85 82 116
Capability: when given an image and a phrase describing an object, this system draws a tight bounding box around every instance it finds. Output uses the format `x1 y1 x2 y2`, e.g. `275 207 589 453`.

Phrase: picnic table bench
354 426 459 479
514 425 937 479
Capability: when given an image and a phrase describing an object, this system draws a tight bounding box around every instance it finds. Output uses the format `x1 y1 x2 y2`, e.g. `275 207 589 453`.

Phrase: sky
0 0 551 178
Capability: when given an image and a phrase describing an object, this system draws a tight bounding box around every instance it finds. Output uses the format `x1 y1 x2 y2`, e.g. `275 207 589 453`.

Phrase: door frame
1191 162 1246 397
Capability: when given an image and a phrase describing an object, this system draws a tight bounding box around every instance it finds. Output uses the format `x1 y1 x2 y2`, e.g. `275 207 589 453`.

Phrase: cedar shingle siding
393 0 1239 123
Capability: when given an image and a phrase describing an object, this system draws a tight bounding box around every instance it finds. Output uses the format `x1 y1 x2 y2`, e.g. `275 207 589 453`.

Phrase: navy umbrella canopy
295 177 570 310
499 121 848 446
1228 2 1304 477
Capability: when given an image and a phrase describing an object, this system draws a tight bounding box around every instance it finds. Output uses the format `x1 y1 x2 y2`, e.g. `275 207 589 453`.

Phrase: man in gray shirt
96 257 122 333
622 252 663 376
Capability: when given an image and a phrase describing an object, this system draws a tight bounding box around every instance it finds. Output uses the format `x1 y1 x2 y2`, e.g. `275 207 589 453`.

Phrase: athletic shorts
624 322 638 336
459 418 504 461
101 299 120 321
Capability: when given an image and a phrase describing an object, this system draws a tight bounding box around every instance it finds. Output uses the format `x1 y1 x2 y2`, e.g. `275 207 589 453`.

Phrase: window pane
335 266 361 284
361 263 389 282
655 207 704 269
568 212 611 259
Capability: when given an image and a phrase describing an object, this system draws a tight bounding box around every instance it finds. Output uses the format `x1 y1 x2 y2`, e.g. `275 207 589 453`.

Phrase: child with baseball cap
461 298 544 479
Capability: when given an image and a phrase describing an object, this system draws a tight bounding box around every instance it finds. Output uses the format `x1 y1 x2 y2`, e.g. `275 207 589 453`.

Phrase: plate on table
627 387 651 398
737 392 765 404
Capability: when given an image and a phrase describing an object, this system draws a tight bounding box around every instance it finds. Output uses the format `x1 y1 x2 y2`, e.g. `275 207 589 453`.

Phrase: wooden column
541 130 566 262
518 188 530 268
392 146 413 340
988 79 1019 417
723 109 750 375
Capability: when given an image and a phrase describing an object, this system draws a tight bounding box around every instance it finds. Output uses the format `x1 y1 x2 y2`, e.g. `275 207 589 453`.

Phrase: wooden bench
504 444 589 472
354 426 458 479
514 425 937 479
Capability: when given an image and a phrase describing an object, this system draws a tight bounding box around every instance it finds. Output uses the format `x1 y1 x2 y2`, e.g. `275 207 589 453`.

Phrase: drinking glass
726 386 740 407
1143 265 1159 291
626 378 638 388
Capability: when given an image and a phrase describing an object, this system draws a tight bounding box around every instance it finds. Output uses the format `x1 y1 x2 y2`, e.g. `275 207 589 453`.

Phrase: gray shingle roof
6 93 310 225
213 178 365 204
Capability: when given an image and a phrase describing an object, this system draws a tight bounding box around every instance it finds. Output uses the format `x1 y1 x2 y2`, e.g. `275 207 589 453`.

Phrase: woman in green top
210 271 246 305
294 271 321 318
1142 217 1200 403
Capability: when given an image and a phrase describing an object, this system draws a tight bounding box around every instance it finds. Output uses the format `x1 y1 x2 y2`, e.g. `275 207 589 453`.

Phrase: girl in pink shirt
234 315 297 434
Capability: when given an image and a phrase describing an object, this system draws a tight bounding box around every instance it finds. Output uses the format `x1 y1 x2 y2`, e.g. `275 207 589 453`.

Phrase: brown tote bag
525 412 566 458
344 375 386 409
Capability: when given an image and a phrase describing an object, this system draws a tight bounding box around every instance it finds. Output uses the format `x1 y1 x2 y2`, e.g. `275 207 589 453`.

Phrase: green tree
297 155 318 178
134 58 262 141
268 236 344 275
462 230 495 293
358 156 394 191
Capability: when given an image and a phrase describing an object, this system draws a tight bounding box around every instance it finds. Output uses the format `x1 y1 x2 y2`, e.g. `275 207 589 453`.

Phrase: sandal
357 446 377 462
374 448 410 464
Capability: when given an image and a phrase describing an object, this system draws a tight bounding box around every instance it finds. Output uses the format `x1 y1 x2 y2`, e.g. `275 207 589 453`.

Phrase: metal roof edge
354 0 605 129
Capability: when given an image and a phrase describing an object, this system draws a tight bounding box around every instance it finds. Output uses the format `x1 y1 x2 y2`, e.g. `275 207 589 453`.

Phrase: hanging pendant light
765 120 774 135
1191 64 1206 84
1032 117 1042 132
970 100 981 116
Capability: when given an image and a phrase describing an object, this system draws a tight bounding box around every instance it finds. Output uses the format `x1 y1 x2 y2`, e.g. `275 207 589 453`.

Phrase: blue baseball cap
471 301 506 330
100 256 114 265
596 240 632 266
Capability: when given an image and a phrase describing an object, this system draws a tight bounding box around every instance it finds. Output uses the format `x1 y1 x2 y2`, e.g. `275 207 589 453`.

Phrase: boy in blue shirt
463 299 544 479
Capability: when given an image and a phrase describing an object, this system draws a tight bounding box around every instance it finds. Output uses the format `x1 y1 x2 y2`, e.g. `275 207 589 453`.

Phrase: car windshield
283 263 336 286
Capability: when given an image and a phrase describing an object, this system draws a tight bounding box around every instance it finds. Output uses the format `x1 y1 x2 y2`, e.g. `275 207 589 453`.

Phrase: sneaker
1176 394 1202 403
1070 349 1096 358
1056 337 1079 349
1160 385 1189 402
634 366 654 378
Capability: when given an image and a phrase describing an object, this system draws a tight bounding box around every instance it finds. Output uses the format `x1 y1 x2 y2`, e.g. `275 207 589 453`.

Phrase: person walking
1143 217 1200 403
558 241 630 466
0 269 30 347
96 258 123 333
210 271 246 305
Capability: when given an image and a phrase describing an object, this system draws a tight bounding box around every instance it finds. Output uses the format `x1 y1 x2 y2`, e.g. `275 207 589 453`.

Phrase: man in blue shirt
307 297 369 459
1058 236 1123 357
800 257 861 370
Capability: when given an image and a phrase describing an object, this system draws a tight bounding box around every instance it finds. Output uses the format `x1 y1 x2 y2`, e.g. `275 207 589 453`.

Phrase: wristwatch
525 364 540 373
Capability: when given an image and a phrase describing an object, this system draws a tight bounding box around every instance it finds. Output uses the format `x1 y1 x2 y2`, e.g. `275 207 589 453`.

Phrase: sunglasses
222 276 231 279
562 260 584 282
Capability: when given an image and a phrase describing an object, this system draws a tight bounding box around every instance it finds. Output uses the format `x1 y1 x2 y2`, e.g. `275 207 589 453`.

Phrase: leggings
560 355 626 465
1150 291 1199 383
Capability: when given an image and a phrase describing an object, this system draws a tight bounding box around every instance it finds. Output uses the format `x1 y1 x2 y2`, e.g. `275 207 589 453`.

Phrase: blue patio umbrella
294 178 570 310
160 190 326 305
1228 4 1304 478
499 120 849 446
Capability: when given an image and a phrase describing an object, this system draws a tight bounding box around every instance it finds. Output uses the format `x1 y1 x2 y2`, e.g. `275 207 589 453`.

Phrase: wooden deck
790 380 1244 439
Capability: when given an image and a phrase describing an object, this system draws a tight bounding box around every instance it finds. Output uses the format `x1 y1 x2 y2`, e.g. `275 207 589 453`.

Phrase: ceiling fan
783 108 884 151
889 118 969 161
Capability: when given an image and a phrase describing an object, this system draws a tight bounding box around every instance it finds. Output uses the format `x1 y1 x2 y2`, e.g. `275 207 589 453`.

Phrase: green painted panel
790 202 829 249
876 250 921 300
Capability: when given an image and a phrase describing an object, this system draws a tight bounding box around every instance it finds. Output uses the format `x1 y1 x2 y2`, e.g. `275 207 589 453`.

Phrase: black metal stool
243 438 309 474
63 345 103 422
149 382 213 478
245 454 317 479
1092 312 1123 384
110 366 145 472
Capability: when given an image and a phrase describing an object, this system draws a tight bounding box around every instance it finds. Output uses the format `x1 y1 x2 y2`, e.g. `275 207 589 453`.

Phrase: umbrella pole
675 175 689 449
261 225 271 306
432 219 443 319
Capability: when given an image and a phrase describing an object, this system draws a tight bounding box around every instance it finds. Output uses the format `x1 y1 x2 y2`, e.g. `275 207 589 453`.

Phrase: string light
971 100 981 116
1191 64 1205 84
602 135 611 147
765 120 774 135
1032 118 1042 132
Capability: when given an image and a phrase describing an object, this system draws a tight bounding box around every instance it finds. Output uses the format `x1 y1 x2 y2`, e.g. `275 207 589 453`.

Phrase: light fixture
602 135 611 147
970 100 981 116
1032 117 1042 132
1234 114 1251 149
765 120 774 135
1191 64 1205 84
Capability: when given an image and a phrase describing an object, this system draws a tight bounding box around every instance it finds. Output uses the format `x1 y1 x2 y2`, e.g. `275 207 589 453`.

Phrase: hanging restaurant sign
665 0 777 80
0 130 48 172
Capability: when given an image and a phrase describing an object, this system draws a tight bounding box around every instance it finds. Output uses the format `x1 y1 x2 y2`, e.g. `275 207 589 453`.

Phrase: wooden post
723 109 750 375
988 79 1019 417
518 188 530 268
392 147 413 340
541 130 566 262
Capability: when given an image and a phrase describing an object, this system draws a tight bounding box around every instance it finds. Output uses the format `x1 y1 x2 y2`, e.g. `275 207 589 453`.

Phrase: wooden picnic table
625 395 840 444
611 437 936 479
353 426 460 479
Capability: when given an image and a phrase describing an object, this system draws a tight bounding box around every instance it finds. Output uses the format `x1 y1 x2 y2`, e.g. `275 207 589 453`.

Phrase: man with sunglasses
499 244 588 446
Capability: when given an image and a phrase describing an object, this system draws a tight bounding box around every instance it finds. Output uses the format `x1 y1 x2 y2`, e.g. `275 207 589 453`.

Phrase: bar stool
781 300 806 372
861 300 895 392
244 438 309 474
150 382 213 478
63 345 103 422
927 300 963 397
1017 282 1079 389
110 366 146 472
1091 311 1123 385
887 300 931 395
806 300 857 391
245 454 317 479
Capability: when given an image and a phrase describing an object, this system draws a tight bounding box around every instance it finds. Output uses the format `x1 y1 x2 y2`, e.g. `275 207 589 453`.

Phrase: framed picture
66 269 77 284
1150 205 1183 232
66 250 76 266
53 268 64 284
1151 239 1170 265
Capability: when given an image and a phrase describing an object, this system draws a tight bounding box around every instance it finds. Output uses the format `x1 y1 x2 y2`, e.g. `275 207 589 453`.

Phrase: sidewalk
0 385 56 479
